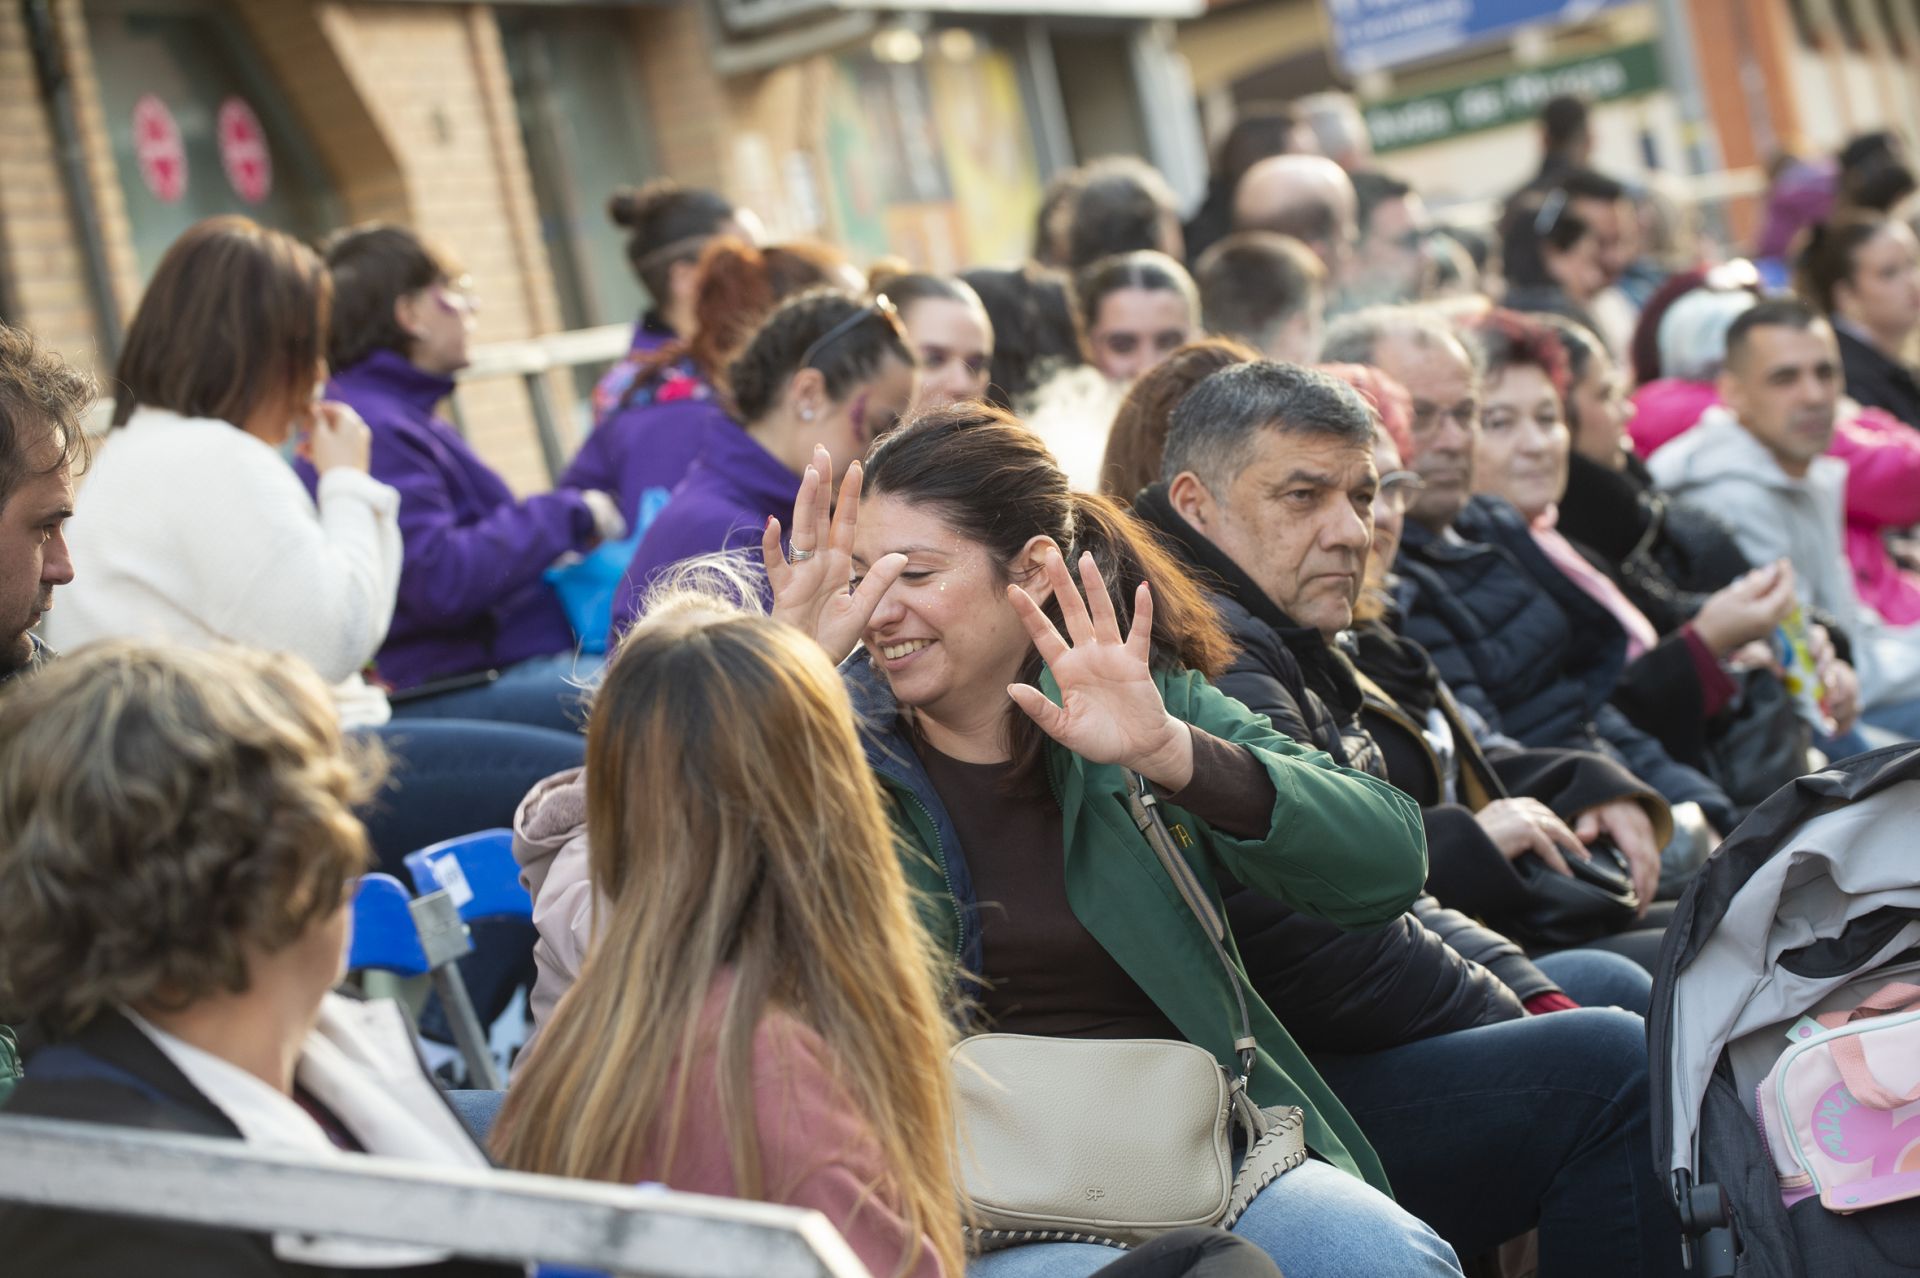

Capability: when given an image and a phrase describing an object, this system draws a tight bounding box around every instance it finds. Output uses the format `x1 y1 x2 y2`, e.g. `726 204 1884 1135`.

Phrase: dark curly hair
0 641 384 1034
727 290 916 423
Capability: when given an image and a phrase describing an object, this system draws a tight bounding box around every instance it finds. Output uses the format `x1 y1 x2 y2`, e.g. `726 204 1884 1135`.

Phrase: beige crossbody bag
951 773 1308 1250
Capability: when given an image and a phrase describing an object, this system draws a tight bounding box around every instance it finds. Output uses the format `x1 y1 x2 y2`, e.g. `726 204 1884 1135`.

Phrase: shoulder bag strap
1126 773 1260 1093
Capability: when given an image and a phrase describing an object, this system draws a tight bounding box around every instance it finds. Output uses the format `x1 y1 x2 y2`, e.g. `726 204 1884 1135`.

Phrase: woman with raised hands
759 407 1460 1278
499 589 1287 1278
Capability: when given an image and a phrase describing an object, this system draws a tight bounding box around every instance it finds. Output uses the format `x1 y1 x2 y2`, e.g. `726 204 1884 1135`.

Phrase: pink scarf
1531 504 1659 661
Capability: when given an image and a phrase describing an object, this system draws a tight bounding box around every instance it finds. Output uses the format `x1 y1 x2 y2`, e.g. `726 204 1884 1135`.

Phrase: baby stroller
1650 744 1920 1277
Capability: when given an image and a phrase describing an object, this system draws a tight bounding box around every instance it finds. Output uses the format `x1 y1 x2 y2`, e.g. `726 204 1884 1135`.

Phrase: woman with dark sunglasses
608 290 918 641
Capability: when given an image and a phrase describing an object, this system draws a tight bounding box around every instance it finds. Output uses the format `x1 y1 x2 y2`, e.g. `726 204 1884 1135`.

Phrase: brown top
915 724 1273 1040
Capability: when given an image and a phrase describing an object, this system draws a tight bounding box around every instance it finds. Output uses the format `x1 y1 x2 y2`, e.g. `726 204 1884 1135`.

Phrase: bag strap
1126 773 1260 1094
1814 981 1920 1029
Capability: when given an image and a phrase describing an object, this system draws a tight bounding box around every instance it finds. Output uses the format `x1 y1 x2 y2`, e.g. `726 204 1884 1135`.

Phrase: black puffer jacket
1137 486 1535 1048
1401 495 1738 831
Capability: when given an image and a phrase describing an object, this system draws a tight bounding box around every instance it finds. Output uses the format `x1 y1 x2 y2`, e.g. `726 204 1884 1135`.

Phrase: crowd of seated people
5 96 1920 1278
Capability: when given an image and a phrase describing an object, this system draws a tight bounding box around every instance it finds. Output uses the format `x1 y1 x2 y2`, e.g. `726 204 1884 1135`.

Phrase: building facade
0 0 1201 492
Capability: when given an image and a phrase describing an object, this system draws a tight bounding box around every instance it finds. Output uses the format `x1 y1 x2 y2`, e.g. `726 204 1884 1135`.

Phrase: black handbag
1502 837 1641 950
1702 669 1813 823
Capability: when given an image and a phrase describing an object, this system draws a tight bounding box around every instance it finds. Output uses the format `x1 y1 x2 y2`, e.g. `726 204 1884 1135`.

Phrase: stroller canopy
1651 744 1920 1187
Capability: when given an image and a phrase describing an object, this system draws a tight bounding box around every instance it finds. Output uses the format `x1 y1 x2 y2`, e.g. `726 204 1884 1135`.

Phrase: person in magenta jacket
607 290 917 640
313 225 626 732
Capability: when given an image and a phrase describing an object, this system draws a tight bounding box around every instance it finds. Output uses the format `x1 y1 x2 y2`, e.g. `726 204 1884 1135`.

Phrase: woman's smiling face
850 494 1048 724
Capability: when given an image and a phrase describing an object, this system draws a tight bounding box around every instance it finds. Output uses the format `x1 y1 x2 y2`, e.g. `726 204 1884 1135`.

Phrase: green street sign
1366 41 1666 154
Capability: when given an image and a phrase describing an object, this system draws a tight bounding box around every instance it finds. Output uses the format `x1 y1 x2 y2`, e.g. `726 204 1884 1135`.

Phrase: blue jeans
968 1160 1462 1278
1533 948 1654 1015
389 651 600 736
1311 1007 1684 1277
1859 694 1920 744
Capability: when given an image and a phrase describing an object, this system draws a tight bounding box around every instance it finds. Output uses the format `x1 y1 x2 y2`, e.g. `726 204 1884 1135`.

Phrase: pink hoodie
511 766 593 1040
1629 380 1920 625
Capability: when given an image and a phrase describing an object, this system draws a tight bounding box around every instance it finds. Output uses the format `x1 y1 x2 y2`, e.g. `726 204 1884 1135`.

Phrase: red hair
1318 361 1414 461
635 237 850 386
1468 308 1570 400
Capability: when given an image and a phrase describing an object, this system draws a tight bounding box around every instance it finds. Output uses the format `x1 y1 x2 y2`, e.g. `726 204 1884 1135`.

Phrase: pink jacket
1630 381 1920 625
512 766 593 1040
628 977 944 1278
510 784 945 1278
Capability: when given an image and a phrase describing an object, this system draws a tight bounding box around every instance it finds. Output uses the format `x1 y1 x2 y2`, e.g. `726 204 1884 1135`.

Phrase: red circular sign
132 94 186 204
217 97 272 205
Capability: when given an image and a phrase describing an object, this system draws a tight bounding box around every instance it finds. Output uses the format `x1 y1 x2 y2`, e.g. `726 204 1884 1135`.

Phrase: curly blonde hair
0 640 385 1033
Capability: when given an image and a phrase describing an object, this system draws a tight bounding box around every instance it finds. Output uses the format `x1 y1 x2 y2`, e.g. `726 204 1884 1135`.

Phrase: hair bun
607 179 685 230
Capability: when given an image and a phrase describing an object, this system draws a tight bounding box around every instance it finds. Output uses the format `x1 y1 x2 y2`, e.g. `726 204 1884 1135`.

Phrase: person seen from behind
1194 232 1327 365
0 640 512 1276
595 180 758 419
563 237 852 533
43 215 401 728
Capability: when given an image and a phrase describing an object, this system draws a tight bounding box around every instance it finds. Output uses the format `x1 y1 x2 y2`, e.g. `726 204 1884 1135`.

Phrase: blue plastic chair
346 873 501 1089
404 829 532 924
348 873 432 976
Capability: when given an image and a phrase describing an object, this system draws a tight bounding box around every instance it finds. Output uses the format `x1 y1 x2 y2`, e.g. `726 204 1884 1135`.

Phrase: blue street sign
1325 0 1628 75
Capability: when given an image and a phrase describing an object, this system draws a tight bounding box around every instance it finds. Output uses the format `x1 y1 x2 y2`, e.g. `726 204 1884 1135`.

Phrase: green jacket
847 661 1429 1191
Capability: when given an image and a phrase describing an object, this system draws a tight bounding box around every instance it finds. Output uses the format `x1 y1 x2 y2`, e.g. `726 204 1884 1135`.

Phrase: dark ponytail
727 290 916 423
862 404 1234 786
608 180 737 302
1794 217 1888 314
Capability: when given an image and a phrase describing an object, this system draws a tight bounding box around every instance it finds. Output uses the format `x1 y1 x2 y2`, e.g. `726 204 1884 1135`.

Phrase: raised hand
1005 550 1192 790
762 444 905 662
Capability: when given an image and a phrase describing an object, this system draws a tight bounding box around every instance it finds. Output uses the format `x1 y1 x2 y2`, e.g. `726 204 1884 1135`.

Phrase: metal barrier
0 1114 872 1276
454 322 633 482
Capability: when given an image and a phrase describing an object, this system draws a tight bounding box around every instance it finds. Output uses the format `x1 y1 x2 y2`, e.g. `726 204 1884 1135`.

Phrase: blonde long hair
492 594 961 1278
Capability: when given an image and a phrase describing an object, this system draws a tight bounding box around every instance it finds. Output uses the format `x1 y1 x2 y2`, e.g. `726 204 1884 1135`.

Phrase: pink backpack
1755 981 1920 1213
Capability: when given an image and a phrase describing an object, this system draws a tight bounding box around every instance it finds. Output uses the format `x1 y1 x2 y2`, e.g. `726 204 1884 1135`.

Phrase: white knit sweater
46 408 404 725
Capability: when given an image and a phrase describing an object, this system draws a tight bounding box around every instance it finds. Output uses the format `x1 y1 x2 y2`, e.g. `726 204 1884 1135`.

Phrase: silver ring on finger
788 547 816 563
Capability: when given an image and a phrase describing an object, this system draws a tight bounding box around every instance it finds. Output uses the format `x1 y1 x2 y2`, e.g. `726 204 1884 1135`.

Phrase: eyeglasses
1378 469 1427 513
799 294 901 371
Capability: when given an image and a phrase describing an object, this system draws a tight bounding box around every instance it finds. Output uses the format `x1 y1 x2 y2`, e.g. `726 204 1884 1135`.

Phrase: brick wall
0 0 137 388
313 3 570 494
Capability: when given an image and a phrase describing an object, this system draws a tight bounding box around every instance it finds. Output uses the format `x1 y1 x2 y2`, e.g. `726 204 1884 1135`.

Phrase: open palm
762 445 905 661
1007 551 1189 788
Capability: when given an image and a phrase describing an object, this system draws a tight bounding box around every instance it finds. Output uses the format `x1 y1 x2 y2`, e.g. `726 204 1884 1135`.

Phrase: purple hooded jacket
314 350 595 689
607 420 799 643
561 354 736 536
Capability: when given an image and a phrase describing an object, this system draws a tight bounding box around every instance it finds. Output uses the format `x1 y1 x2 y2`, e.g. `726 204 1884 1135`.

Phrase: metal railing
454 322 633 482
0 1114 872 1276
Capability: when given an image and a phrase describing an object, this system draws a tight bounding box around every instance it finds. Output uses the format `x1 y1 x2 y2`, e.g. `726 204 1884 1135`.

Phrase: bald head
1233 155 1358 288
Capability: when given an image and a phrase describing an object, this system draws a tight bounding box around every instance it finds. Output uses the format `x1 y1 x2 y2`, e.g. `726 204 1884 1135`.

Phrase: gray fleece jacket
1649 406 1920 709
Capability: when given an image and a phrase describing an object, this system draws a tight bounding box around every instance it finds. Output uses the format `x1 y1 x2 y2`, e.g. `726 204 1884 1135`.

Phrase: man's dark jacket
1138 485 1538 1048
